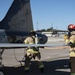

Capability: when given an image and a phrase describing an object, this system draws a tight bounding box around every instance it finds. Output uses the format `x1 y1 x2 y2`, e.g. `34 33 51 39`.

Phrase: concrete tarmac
1 36 70 75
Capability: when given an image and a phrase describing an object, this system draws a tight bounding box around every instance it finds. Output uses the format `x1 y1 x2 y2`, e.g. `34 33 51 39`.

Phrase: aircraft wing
0 43 67 49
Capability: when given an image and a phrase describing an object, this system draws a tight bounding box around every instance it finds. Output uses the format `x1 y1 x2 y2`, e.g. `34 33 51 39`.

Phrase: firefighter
64 24 75 75
64 24 75 49
24 31 44 73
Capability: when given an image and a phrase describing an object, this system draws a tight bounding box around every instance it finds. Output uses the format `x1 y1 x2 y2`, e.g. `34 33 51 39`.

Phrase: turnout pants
24 50 44 71
70 47 75 75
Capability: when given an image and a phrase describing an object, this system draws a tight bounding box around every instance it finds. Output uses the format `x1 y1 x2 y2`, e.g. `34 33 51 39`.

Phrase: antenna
37 22 38 30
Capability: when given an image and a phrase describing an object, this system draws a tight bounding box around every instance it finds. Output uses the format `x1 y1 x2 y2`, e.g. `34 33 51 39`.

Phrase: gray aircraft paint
0 0 33 32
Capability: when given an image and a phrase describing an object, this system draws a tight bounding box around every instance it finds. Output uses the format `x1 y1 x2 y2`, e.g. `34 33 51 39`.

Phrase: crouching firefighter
24 31 44 73
64 24 75 75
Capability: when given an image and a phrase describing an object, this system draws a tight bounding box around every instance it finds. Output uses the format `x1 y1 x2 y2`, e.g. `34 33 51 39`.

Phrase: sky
0 0 75 31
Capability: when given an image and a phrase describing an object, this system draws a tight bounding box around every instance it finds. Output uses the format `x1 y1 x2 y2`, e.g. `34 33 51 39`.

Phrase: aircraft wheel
0 71 4 75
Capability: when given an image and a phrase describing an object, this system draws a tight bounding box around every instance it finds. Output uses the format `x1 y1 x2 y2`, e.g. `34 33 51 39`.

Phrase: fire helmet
68 24 75 31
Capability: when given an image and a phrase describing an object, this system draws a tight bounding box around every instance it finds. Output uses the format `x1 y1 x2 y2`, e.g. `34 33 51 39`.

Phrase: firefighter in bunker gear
64 24 75 74
24 31 44 72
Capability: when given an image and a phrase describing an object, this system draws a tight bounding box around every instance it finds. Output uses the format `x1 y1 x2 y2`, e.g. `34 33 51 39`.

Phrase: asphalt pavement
1 36 70 75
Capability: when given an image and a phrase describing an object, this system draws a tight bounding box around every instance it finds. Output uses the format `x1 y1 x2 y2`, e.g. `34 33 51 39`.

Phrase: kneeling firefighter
64 24 75 75
24 31 44 72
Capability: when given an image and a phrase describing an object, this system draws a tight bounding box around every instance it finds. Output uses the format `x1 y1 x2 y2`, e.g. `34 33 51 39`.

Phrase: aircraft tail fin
0 0 33 32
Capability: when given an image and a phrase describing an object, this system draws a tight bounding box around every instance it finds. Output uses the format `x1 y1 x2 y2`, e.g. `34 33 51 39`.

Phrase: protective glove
64 34 69 40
